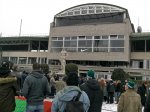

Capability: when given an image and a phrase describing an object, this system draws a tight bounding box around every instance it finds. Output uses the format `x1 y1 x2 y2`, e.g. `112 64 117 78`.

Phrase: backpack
64 91 84 112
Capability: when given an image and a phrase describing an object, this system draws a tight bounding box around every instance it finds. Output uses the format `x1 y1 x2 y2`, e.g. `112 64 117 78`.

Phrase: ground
102 103 117 112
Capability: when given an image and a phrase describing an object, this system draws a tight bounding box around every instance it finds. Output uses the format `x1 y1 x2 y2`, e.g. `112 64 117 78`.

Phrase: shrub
111 68 129 81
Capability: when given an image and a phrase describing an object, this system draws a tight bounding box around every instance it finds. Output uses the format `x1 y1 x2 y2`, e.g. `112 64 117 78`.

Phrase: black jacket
80 79 103 112
144 90 150 112
137 84 147 106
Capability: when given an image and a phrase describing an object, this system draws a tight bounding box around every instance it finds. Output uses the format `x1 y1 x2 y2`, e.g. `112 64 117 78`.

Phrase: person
144 89 150 112
51 72 90 112
22 63 51 112
11 64 22 91
79 73 87 86
107 79 115 104
117 80 142 112
55 76 66 93
137 81 148 107
80 70 103 112
20 70 29 89
115 80 122 104
0 61 18 112
49 73 56 96
103 80 108 102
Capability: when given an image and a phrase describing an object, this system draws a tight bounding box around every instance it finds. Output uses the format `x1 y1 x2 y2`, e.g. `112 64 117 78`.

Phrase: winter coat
0 77 17 112
137 84 147 106
107 80 115 93
115 82 122 92
144 90 150 112
80 79 103 112
117 89 142 112
51 86 90 112
22 70 51 105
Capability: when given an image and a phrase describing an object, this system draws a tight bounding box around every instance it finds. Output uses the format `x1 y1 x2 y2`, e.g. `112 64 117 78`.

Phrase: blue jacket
52 86 90 112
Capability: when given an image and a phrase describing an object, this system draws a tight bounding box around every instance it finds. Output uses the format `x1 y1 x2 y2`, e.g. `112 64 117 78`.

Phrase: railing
0 33 49 37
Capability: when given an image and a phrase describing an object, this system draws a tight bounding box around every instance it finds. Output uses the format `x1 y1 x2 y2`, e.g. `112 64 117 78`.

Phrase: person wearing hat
0 61 18 112
117 80 142 112
80 70 103 112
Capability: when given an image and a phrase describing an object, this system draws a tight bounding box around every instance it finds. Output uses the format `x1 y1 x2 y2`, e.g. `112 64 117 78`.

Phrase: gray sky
0 0 150 36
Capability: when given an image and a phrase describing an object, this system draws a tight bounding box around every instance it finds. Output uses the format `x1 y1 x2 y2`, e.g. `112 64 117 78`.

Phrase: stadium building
1 3 150 80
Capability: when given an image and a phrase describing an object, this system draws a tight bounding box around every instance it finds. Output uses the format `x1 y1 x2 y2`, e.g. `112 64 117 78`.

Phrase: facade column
143 60 147 69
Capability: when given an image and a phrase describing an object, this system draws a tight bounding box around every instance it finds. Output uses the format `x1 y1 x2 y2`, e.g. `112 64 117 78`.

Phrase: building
1 3 150 80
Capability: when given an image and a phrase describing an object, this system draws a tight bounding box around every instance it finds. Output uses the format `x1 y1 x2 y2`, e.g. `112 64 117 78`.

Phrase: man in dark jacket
0 61 17 112
107 79 115 104
137 81 148 107
22 63 51 112
80 70 103 112
144 89 150 112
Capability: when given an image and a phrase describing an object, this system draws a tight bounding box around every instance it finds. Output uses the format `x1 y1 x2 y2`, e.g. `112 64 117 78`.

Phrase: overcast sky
0 0 150 36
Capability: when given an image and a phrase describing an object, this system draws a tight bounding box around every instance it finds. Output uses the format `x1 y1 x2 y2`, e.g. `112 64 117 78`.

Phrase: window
51 41 63 47
18 57 27 64
78 40 92 47
79 36 85 40
10 57 18 64
110 35 117 39
94 40 108 47
28 57 36 64
110 40 124 47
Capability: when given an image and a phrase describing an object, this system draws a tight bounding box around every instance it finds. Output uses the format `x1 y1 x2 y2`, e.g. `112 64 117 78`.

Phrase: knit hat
0 61 11 77
127 80 135 89
1 61 10 68
87 70 95 79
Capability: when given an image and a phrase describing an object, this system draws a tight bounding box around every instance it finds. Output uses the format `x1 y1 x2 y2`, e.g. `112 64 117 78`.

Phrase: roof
0 35 49 41
130 32 150 40
55 3 128 18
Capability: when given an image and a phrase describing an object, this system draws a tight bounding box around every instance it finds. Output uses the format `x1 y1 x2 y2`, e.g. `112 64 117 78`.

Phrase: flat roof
130 33 150 40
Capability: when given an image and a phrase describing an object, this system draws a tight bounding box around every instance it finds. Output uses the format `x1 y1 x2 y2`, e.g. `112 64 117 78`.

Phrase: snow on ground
101 102 144 112
102 102 117 112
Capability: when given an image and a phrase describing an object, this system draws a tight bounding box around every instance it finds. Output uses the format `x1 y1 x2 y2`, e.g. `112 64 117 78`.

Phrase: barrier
44 99 53 112
15 96 26 112
15 96 53 112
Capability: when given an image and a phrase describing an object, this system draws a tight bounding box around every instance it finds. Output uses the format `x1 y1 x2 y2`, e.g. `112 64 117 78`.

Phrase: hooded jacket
80 79 103 112
118 89 142 112
22 70 51 105
0 77 17 112
51 86 90 112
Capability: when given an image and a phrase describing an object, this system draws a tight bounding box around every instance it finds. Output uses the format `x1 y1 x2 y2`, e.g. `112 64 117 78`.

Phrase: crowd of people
1 60 150 112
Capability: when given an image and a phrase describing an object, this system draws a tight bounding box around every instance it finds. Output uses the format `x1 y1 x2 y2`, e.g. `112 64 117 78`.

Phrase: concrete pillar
144 60 147 69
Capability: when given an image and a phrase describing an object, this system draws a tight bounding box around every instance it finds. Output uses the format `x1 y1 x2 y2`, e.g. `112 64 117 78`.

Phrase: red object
44 100 52 112
15 96 26 100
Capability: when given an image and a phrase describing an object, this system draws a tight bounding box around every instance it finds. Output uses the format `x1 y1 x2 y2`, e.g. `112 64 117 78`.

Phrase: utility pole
19 19 22 36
